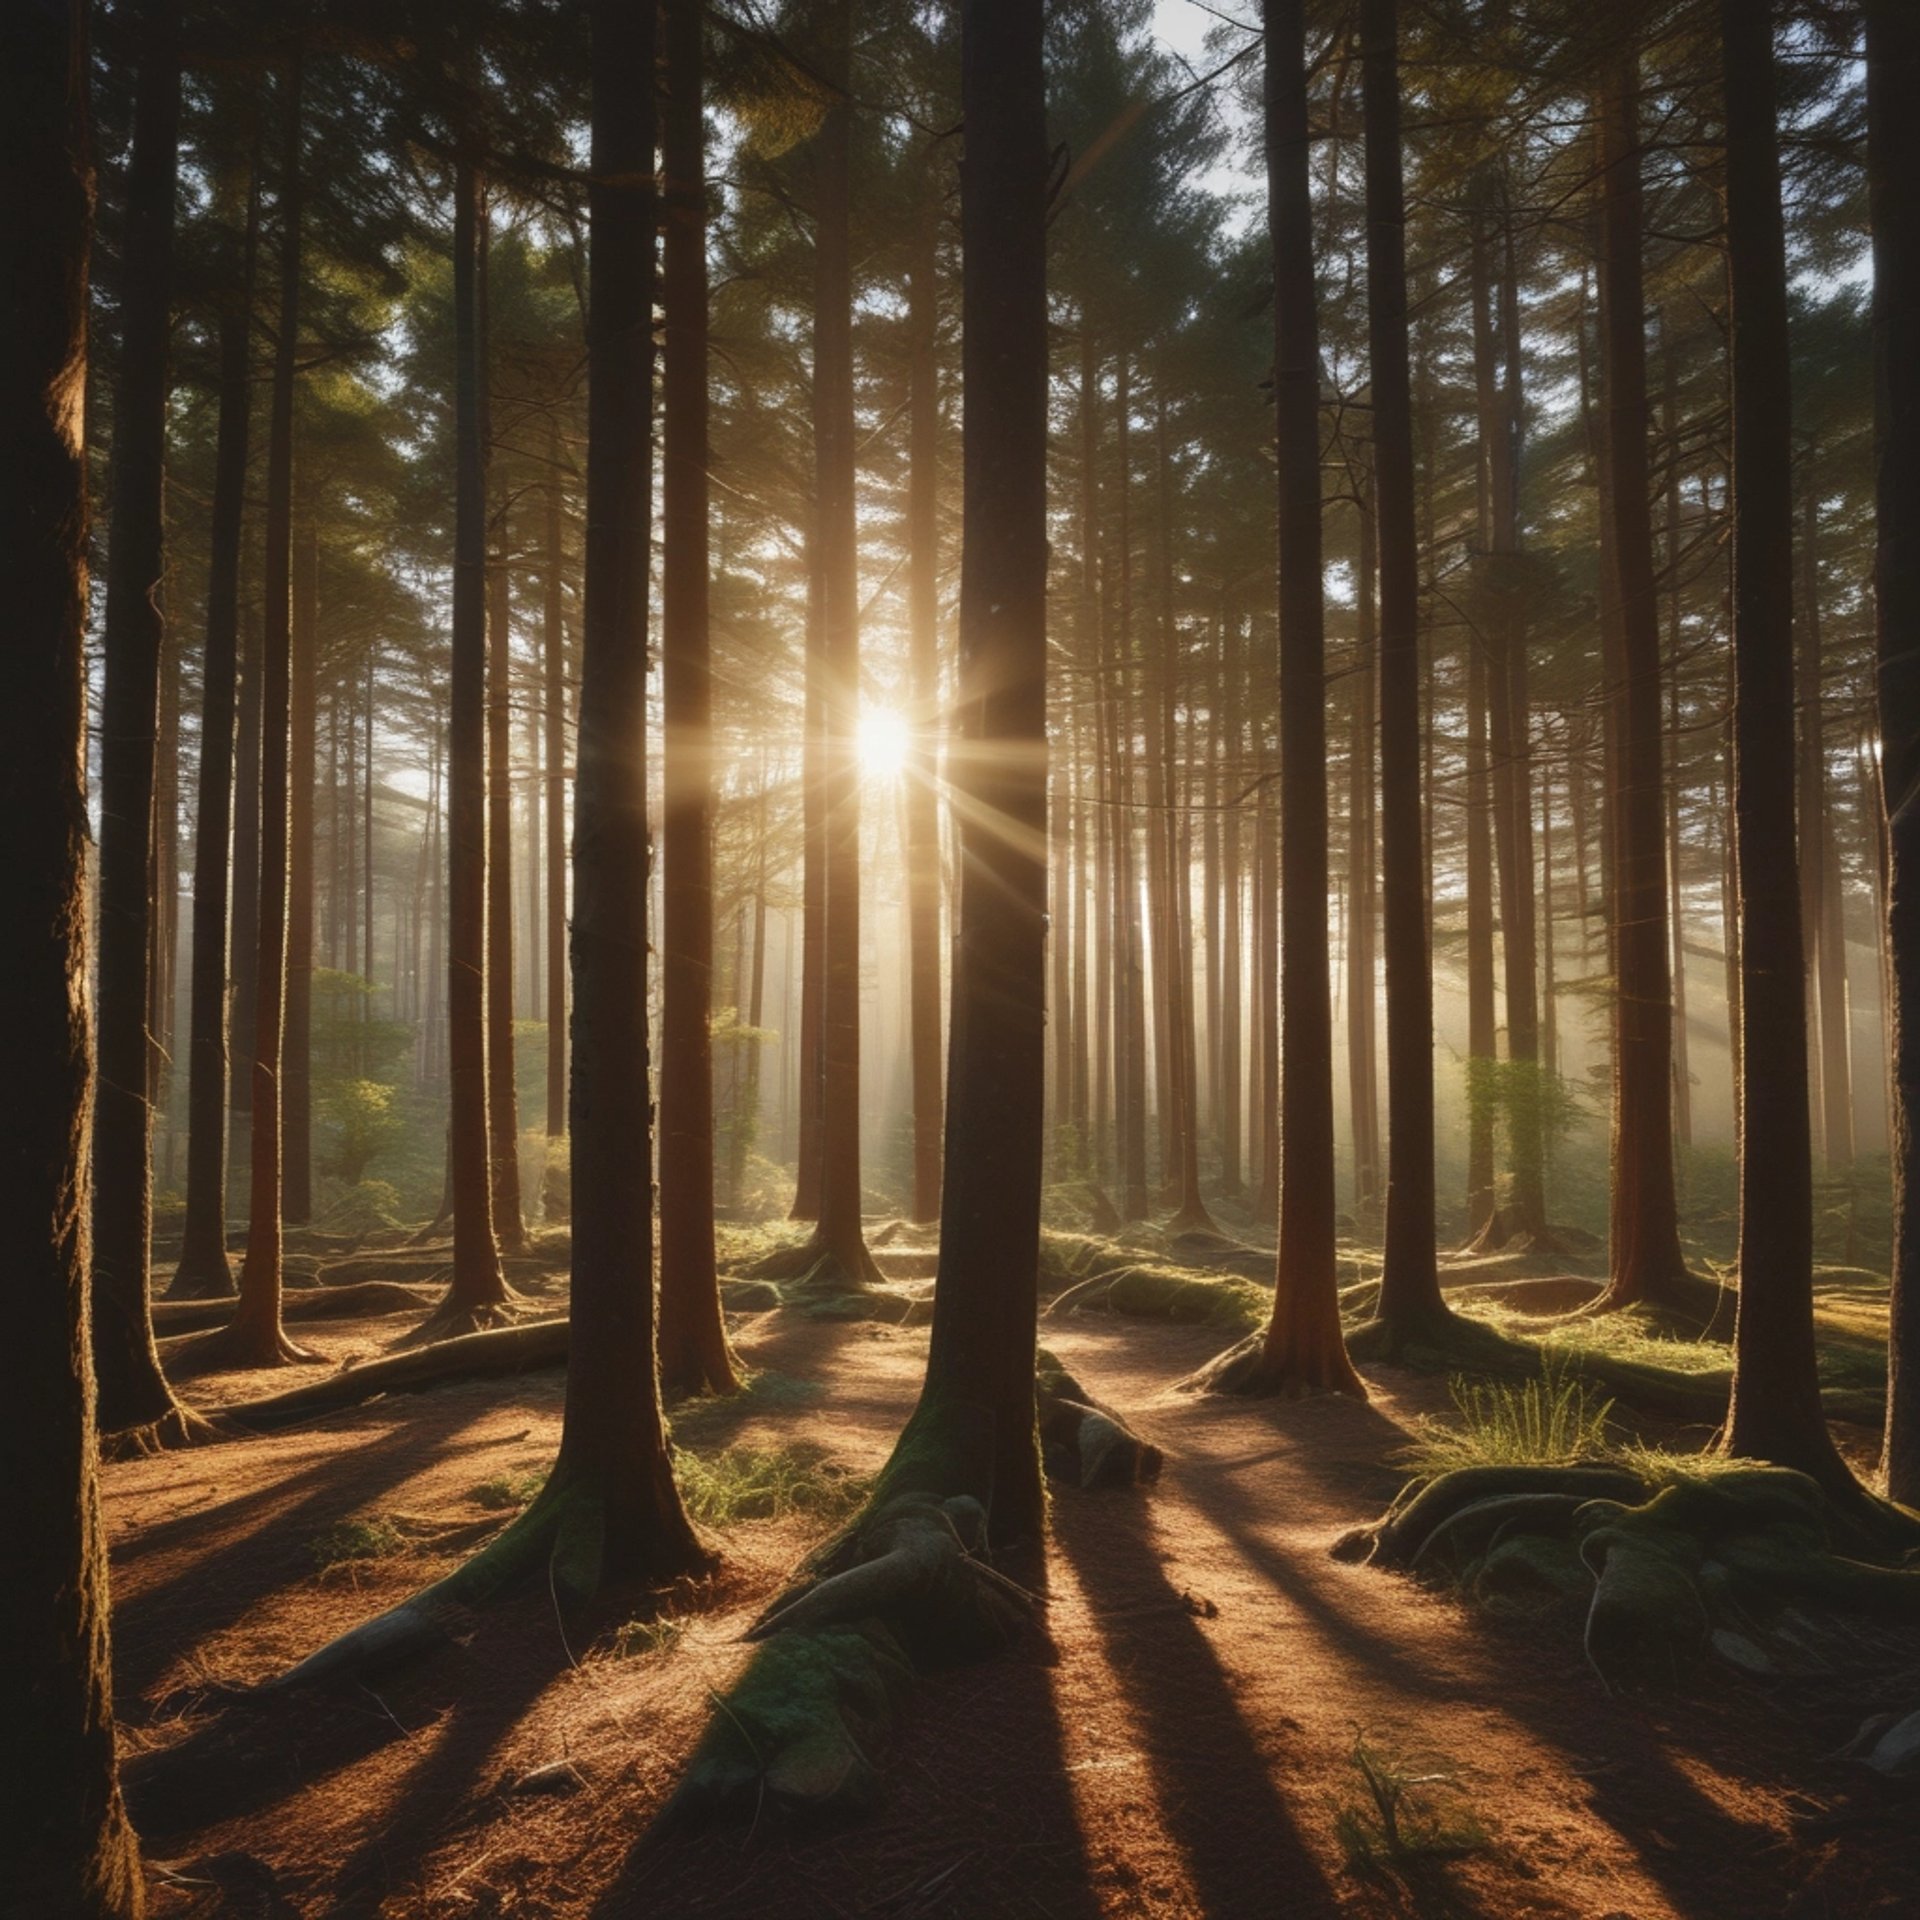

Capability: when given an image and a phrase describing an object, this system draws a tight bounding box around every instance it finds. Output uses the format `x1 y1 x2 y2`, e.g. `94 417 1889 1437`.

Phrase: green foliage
1334 1734 1487 1873
1400 1355 1615 1476
675 1446 869 1529
309 1516 406 1570
316 1078 401 1184
471 1470 546 1512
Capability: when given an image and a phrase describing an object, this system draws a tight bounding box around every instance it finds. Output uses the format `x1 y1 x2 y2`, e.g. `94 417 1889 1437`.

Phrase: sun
857 706 911 780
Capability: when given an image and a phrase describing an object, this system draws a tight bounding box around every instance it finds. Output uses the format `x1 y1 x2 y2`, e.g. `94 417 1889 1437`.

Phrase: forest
8 0 1920 1914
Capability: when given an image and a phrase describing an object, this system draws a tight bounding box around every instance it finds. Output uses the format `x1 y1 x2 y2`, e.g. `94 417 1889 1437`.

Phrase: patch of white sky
1150 0 1261 235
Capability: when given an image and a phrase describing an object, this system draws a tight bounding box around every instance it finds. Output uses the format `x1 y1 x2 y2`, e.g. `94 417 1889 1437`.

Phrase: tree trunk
1115 357 1150 1222
1867 0 1920 1502
172 142 256 1300
1202 0 1363 1396
5 5 147 1896
905 0 1049 1547
808 0 871 1284
1593 43 1690 1310
558 0 708 1576
1364 0 1445 1343
440 146 509 1325
228 55 316 1370
658 0 737 1396
1219 605 1244 1198
543 422 567 1140
230 583 263 1126
1721 0 1853 1494
485 534 525 1249
906 166 944 1222
282 518 318 1226
1348 485 1380 1213
92 0 195 1439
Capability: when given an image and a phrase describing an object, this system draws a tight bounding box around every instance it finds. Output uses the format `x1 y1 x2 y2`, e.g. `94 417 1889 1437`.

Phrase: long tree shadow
592 1548 1107 1919
1048 1486 1355 1920
1183 1456 1787 1919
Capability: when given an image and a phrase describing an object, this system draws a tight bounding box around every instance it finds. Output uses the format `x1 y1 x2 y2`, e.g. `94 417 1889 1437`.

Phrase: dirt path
106 1306 1913 1919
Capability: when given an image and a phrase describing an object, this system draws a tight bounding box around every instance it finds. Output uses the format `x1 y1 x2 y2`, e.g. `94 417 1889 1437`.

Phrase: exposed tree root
395 1288 531 1349
1339 1462 1920 1687
1036 1352 1163 1488
153 1280 438 1338
222 1317 570 1433
166 1317 325 1378
270 1468 706 1691
1581 1267 1733 1335
163 1258 236 1303
665 1353 1154 1832
1166 1230 1274 1281
1178 1327 1368 1400
99 1402 225 1460
1444 1275 1604 1316
746 1235 887 1294
663 1471 1030 1827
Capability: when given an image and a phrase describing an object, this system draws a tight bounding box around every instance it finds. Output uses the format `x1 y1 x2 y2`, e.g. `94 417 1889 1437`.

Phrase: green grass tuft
674 1445 869 1529
608 1615 687 1660
470 1470 546 1512
1399 1354 1615 1476
309 1516 406 1570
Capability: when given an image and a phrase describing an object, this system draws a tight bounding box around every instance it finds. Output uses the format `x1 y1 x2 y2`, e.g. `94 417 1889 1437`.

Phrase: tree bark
440 145 509 1324
543 421 567 1140
1348 485 1380 1212
1867 0 1920 1501
172 141 256 1300
486 520 527 1250
282 518 318 1225
1721 0 1853 1494
909 0 1049 1546
92 0 195 1438
559 0 708 1576
906 163 944 1222
658 0 737 1395
1203 0 1363 1396
3 4 147 1901
1364 0 1445 1343
1593 43 1690 1310
228 54 316 1370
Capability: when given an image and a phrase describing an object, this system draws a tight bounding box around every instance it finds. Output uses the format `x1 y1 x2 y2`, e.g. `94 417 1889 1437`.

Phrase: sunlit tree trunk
658 0 737 1394
543 421 567 1141
1219 604 1244 1199
6 6 147 1895
1348 484 1380 1213
1199 0 1362 1395
906 167 945 1221
485 529 526 1250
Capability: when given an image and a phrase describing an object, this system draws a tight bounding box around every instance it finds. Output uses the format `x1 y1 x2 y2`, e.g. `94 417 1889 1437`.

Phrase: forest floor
109 1230 1918 1920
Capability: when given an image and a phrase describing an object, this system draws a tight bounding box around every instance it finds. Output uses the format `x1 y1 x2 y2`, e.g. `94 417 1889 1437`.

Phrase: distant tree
170 117 256 1302
3 0 147 1902
1592 29 1691 1313
1358 0 1452 1353
1869 0 1920 1505
1190 0 1364 1398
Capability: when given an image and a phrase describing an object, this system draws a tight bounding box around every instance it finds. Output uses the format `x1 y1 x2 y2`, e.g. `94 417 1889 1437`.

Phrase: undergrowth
1334 1733 1487 1874
675 1445 868 1528
1398 1356 1615 1477
309 1516 406 1571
